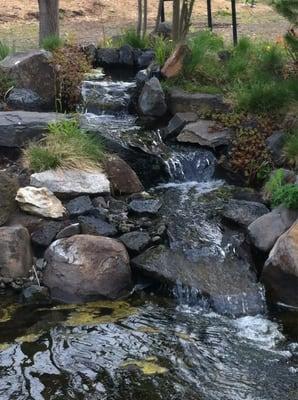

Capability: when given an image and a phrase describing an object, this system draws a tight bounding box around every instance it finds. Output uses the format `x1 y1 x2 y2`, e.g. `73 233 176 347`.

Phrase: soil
0 0 288 49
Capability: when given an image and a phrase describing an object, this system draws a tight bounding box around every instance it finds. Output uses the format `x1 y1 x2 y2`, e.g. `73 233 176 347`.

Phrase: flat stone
222 200 269 227
0 111 65 147
120 231 151 253
166 112 198 138
16 186 66 219
78 215 117 237
129 199 162 216
30 169 110 196
65 196 93 217
56 223 81 239
177 120 231 148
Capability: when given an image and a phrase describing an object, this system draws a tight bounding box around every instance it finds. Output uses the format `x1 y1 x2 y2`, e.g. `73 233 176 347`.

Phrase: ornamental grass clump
24 119 105 172
41 35 64 52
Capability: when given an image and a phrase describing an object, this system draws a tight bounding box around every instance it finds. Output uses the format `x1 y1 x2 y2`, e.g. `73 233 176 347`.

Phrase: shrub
283 129 298 167
41 35 64 52
153 36 174 66
266 169 298 209
117 29 150 49
52 45 91 112
24 119 105 172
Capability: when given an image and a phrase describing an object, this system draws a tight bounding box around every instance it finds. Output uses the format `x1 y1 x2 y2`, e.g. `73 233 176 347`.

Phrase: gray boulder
221 199 269 228
0 111 65 147
137 50 155 69
6 89 45 111
0 50 56 110
138 77 167 117
0 226 32 279
262 221 298 307
177 120 231 148
248 206 298 252
43 235 132 302
0 172 18 226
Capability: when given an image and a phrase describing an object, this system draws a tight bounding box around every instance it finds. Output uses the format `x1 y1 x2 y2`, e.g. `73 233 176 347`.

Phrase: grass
0 40 11 61
265 169 298 209
116 28 150 50
283 129 298 168
24 119 105 172
41 35 64 52
153 36 174 66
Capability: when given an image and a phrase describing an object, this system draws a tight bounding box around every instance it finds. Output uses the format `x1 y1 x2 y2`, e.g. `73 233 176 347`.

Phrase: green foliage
0 73 14 101
117 29 150 49
266 169 298 209
24 119 105 172
41 35 64 52
283 129 298 167
153 36 174 66
0 41 11 61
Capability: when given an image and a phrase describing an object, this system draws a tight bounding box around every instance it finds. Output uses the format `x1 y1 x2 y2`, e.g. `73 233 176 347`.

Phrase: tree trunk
143 0 148 38
38 0 60 45
137 0 143 36
172 0 181 42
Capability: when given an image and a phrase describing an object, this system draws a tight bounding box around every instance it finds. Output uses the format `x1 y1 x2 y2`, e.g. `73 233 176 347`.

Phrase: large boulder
0 172 19 226
168 89 227 115
16 187 66 219
0 226 32 278
104 155 143 194
30 169 110 197
262 221 298 307
0 50 56 110
221 199 269 228
138 77 167 117
177 120 231 148
0 111 65 147
248 206 298 253
43 235 132 302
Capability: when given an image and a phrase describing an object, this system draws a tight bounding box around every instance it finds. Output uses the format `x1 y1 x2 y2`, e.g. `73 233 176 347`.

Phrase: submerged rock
138 77 167 117
30 169 110 196
16 187 66 219
43 235 132 302
221 199 269 227
0 172 19 226
0 226 32 279
262 221 298 308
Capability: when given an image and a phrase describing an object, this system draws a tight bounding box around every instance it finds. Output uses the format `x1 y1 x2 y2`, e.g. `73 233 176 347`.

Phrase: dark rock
137 50 155 69
104 155 143 194
119 45 135 66
0 172 18 226
120 231 151 253
0 111 65 147
79 215 117 236
166 112 198 138
155 22 172 38
221 200 269 227
138 77 167 117
0 226 32 278
96 48 119 67
109 199 128 214
43 235 132 302
88 206 109 220
168 89 228 115
82 43 97 66
21 285 50 304
92 196 108 209
0 50 56 110
266 131 285 166
129 199 162 216
31 221 63 247
136 69 150 88
232 187 266 204
262 221 298 307
65 195 93 217
248 206 298 252
56 223 81 239
6 89 45 111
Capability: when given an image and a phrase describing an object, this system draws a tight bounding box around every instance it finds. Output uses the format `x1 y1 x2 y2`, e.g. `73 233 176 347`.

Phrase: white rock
30 169 110 196
16 187 66 219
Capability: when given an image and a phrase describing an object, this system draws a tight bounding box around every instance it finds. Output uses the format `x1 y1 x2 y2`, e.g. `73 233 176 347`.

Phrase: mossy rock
0 172 19 226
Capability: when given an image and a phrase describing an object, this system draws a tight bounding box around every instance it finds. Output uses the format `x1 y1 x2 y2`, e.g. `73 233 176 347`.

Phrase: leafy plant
283 129 298 167
265 169 298 209
153 36 174 66
0 41 11 61
24 119 105 172
41 35 64 52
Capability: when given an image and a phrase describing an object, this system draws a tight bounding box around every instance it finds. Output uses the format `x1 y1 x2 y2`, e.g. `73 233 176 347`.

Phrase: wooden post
207 0 212 30
231 0 238 45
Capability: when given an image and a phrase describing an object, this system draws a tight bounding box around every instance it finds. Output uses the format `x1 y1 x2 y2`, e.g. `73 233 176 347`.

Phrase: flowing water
0 73 297 400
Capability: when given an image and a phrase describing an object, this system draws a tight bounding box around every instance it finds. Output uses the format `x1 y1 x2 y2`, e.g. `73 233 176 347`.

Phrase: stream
0 71 297 400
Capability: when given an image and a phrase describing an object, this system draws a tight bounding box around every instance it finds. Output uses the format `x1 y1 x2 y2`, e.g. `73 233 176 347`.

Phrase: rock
155 22 172 38
119 45 135 66
0 172 19 226
81 43 97 66
109 199 128 214
248 206 298 252
43 235 132 302
31 221 63 247
0 50 55 110
56 223 81 239
132 245 264 316
0 226 32 278
161 44 189 78
177 120 231 148
265 131 285 166
262 221 298 307
6 88 45 111
137 50 155 69
0 111 65 147
138 77 167 117
120 231 151 253
104 155 143 194
136 69 150 87
165 112 198 138
65 196 93 217
92 196 108 209
21 285 50 304
221 200 269 227
79 215 117 237
129 199 162 216
96 48 119 67
168 89 227 115
30 169 110 196
16 187 66 219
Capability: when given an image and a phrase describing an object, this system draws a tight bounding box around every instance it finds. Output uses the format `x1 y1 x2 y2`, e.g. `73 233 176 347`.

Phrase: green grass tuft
153 36 174 66
265 169 298 209
0 40 11 61
117 29 150 49
283 129 298 168
41 35 64 52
